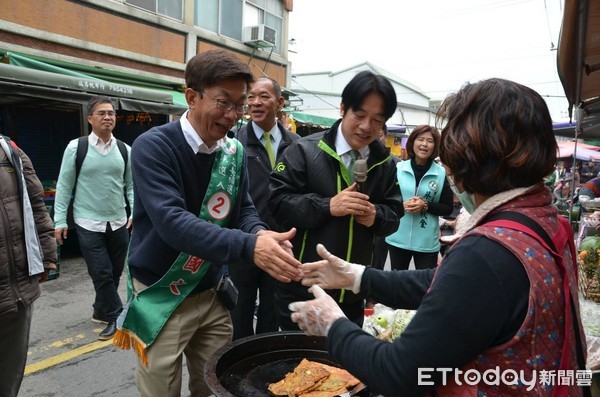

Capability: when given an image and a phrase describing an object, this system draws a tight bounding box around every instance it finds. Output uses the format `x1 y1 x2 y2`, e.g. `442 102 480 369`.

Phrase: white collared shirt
89 131 115 155
251 121 281 154
334 121 370 168
180 110 224 154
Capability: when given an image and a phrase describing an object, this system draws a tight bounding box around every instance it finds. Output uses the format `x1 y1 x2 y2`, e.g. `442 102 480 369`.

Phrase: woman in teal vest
385 125 453 270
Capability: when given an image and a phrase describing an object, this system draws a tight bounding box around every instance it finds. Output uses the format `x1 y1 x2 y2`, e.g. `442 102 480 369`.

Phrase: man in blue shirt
54 96 133 341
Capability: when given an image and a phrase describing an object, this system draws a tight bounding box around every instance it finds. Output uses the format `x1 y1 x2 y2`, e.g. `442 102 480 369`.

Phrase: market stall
558 0 600 381
286 111 337 137
557 141 600 161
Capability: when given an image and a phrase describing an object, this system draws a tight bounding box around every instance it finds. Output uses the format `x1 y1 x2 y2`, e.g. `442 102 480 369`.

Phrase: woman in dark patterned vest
287 78 587 397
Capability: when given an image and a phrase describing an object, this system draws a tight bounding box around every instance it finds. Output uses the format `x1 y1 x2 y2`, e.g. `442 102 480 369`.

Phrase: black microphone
353 159 368 193
228 120 243 139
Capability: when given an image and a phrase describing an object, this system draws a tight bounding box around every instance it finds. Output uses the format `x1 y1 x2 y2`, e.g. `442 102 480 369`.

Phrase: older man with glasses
114 50 302 397
54 95 133 341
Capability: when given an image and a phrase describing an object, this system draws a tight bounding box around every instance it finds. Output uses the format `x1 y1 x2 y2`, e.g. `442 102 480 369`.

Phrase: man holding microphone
269 71 403 329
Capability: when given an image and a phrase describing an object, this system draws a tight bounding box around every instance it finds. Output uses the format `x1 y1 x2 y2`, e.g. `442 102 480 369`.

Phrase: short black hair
87 96 114 116
341 71 397 120
254 77 282 98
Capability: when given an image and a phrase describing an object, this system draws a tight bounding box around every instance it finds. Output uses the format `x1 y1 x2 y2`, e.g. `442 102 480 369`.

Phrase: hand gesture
289 285 346 336
301 244 365 293
257 229 294 256
404 196 426 214
330 183 371 218
254 228 302 283
354 202 377 227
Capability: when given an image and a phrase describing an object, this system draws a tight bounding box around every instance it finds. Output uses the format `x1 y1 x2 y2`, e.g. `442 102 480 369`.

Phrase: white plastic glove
289 285 347 336
301 244 365 294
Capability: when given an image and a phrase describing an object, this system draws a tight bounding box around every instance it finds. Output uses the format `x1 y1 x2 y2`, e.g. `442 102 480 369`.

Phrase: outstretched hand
301 244 365 293
289 285 346 336
257 229 294 256
254 228 302 283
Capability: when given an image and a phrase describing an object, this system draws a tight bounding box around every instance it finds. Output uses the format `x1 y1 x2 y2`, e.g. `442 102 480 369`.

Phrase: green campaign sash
114 138 243 365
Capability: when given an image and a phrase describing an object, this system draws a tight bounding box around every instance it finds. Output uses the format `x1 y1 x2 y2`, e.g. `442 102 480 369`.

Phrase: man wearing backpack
54 95 133 340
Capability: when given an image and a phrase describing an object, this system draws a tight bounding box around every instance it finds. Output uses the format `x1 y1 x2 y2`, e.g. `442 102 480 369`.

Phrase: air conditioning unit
243 24 277 48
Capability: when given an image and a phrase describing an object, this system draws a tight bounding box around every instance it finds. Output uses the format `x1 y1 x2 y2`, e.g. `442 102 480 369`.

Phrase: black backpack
67 136 130 226
75 136 128 182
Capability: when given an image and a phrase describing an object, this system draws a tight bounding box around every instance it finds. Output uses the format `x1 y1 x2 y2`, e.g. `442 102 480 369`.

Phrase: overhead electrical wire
291 75 340 110
544 0 557 50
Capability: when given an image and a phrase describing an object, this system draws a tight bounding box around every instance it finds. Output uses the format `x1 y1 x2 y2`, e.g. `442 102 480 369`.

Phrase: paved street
19 243 189 397
19 241 393 396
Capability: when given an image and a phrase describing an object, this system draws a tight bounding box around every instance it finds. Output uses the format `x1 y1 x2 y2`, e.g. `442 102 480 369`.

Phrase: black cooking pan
204 331 369 397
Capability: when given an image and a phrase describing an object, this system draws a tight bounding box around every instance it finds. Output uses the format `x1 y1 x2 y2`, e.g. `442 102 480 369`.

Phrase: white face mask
448 176 477 214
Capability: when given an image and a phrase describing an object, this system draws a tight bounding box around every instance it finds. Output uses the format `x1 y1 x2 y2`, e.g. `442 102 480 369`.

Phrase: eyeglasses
94 111 116 117
199 90 249 115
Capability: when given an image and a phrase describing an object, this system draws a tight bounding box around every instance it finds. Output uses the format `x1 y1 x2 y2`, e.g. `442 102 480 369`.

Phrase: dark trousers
0 302 32 397
76 224 128 322
229 264 278 340
388 246 439 270
371 236 390 270
274 284 364 331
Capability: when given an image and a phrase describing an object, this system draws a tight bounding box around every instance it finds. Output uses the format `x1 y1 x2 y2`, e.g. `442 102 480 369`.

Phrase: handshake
299 244 365 293
289 244 366 336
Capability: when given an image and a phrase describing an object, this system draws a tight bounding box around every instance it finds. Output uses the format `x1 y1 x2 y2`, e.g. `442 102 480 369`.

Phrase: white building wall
396 89 430 108
396 108 435 128
331 68 368 92
295 92 340 117
291 63 436 128
291 74 333 92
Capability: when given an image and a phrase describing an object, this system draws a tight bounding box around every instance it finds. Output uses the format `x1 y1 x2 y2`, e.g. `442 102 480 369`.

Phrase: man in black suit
231 77 299 339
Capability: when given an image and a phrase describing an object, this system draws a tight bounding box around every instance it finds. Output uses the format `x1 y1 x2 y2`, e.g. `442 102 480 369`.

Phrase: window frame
125 0 184 21
194 0 284 54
